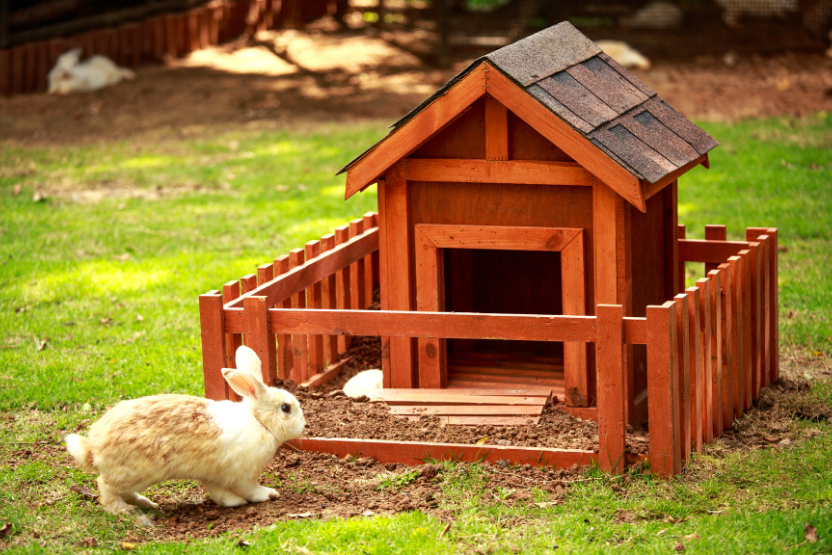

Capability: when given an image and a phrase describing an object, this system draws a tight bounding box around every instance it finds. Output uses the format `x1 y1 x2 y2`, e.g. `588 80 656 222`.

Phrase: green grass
1 114 832 553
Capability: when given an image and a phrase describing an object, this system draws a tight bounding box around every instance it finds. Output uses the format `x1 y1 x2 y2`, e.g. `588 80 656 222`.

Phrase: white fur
343 369 383 398
63 347 305 514
48 49 136 95
595 40 651 70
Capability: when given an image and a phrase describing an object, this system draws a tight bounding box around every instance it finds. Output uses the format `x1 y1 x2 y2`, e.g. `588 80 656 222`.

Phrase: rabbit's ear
222 369 267 400
235 345 262 378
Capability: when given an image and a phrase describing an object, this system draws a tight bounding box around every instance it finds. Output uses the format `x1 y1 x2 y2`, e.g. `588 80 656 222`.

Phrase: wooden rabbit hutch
200 23 781 476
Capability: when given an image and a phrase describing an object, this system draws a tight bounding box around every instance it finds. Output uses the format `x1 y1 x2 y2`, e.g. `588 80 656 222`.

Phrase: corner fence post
199 290 228 400
244 296 277 386
646 301 681 477
596 305 627 474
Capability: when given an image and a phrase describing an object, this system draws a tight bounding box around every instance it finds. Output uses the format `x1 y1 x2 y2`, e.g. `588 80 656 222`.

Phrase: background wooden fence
0 0 330 96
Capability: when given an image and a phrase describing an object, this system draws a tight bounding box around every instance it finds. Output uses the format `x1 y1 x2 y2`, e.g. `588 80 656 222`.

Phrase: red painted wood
300 357 351 390
677 224 686 293
674 294 691 463
646 301 681 477
414 227 445 389
704 225 727 273
349 219 366 313
289 249 308 383
748 228 779 383
199 291 228 400
305 240 324 375
252 309 599 343
727 256 744 419
739 249 753 411
0 49 10 96
696 278 714 444
222 279 243 402
377 183 392 388
244 296 277 386
274 255 293 380
596 305 626 474
319 234 339 366
686 287 703 451
707 269 724 436
717 263 733 428
363 213 377 308
289 437 597 469
334 225 353 353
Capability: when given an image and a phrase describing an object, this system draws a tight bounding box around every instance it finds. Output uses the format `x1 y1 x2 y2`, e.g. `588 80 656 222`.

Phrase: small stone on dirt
327 390 346 398
205 510 219 521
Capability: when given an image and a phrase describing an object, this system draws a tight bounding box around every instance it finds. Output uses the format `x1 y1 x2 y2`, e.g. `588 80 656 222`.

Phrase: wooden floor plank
447 379 565 393
404 415 542 425
370 394 544 406
390 405 545 416
372 387 553 397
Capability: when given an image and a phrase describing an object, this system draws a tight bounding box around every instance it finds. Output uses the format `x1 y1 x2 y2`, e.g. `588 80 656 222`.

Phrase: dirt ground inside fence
2 21 832 146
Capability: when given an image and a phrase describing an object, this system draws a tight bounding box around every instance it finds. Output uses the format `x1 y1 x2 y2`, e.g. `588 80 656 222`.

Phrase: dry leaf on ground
805 523 818 543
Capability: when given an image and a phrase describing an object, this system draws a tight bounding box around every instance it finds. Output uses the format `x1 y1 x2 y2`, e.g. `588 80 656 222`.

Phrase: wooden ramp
368 387 552 426
446 353 565 403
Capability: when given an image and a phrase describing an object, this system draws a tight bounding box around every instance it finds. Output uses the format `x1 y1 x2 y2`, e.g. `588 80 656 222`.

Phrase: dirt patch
1 27 832 146
129 452 580 544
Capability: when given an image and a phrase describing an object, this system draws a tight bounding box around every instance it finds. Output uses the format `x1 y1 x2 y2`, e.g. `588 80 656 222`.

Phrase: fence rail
199 220 779 477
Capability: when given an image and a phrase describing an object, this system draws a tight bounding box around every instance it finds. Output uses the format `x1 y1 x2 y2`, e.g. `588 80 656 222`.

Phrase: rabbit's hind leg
200 481 248 507
234 480 279 503
122 491 159 510
97 475 134 514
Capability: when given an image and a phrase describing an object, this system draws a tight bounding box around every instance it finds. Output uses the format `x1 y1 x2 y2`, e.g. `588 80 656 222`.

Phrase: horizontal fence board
623 317 647 344
288 437 598 468
404 158 593 186
417 223 582 252
230 309 600 343
224 228 378 309
678 239 750 263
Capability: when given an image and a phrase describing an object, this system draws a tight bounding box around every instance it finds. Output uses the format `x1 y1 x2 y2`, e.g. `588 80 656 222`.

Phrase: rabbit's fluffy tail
65 434 94 471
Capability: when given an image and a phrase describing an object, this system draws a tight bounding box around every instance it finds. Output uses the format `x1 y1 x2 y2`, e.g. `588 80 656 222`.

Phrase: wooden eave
345 62 656 210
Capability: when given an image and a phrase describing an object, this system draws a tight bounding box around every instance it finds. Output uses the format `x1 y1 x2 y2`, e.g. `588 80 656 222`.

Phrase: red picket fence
0 0 331 96
198 220 779 477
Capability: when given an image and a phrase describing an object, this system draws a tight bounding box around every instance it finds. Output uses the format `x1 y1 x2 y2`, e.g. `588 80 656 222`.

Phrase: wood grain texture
594 180 618 306
384 164 417 388
484 62 645 211
686 287 703 451
707 269 723 436
646 301 681 477
222 280 243 402
748 228 778 383
485 96 509 161
696 278 714 444
274 255 293 380
344 63 487 197
224 228 378 308
403 158 592 186
377 183 392 387
675 294 691 463
745 240 762 401
414 227 446 389
739 249 753 411
596 305 627 474
319 235 339 366
717 262 734 428
290 437 598 469
417 224 582 252
334 225 353 354
562 232 589 407
728 255 744 419
263 309 598 343
244 295 278 386
678 239 751 263
199 291 228 400
289 249 308 383
704 225 727 274
305 240 324 375
349 219 367 313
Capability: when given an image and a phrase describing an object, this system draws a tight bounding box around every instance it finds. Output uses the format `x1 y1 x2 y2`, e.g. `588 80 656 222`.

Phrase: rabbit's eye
281 403 291 414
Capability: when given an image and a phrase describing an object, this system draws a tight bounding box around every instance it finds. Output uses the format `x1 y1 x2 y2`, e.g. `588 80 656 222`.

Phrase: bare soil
2 26 832 146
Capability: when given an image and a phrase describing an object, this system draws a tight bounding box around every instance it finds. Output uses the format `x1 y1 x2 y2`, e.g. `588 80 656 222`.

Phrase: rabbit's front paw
243 485 279 503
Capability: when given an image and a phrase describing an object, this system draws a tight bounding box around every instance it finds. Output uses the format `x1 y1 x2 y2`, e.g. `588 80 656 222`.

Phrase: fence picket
274 255 293 380
350 219 367 312
674 294 691 463
320 234 339 366
704 225 726 274
739 249 753 410
745 240 762 400
222 279 243 401
335 225 353 353
243 296 277 386
707 270 724 436
289 249 309 383
363 212 377 306
716 262 733 429
596 305 627 474
696 278 714 444
199 291 228 401
727 256 744 418
305 240 325 376
686 287 703 451
647 301 681 477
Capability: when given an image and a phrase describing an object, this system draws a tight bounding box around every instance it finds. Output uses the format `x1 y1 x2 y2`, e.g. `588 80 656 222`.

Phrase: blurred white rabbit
596 40 652 70
48 48 136 94
343 369 383 398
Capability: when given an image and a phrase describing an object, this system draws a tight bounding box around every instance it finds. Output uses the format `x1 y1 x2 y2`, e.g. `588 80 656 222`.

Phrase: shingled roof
341 22 717 189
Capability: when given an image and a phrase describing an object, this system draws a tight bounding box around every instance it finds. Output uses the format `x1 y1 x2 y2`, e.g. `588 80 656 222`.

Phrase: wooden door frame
414 223 588 403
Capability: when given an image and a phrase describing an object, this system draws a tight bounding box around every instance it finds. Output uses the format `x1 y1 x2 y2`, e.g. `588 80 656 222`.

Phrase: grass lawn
1 114 831 554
